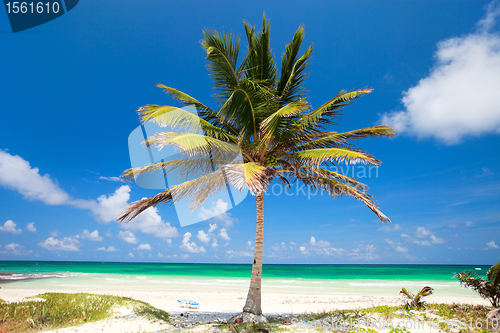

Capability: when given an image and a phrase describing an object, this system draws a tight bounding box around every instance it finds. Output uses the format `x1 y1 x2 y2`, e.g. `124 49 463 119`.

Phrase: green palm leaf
201 29 240 99
297 88 374 130
145 132 241 159
138 104 237 142
294 126 395 150
289 148 380 167
121 157 232 183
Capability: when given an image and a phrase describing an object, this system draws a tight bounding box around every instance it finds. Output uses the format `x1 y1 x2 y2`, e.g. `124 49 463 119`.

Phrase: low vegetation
0 292 169 332
455 262 500 307
212 303 497 333
399 286 434 310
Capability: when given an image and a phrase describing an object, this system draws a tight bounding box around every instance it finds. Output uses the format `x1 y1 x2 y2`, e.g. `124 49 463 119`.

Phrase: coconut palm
118 15 394 318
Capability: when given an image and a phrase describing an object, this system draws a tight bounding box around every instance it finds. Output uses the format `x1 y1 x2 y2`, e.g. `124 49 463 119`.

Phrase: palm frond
279 163 368 190
296 88 373 130
259 98 310 149
145 132 241 159
138 104 237 142
276 25 313 104
224 162 270 194
219 88 258 141
201 29 240 99
155 84 240 135
117 190 173 223
293 125 395 151
289 148 380 167
243 14 277 86
121 157 231 183
169 168 231 211
288 170 390 223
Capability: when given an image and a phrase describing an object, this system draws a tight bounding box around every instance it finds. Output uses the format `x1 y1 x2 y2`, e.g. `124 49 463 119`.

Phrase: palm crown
118 15 394 224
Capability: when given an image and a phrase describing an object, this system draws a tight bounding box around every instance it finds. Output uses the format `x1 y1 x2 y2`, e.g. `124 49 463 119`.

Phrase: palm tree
118 14 394 320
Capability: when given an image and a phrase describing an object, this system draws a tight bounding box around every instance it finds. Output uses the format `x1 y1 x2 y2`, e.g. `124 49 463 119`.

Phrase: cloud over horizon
0 150 178 239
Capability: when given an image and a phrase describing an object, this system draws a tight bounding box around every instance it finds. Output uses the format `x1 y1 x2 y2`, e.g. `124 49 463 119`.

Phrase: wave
0 273 69 281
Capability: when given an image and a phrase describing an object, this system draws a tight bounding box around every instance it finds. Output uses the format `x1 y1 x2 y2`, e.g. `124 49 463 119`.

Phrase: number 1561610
5 2 60 14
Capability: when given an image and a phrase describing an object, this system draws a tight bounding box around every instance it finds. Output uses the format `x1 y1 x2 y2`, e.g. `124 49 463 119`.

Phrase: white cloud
128 252 134 258
317 240 331 247
199 199 236 228
478 1 500 33
378 224 401 232
179 232 206 253
26 222 36 233
208 223 218 233
415 227 431 238
117 231 137 244
219 228 230 241
380 3 500 144
96 246 118 252
401 233 410 238
225 250 253 258
212 239 219 249
50 230 59 237
0 220 22 234
359 244 376 253
137 243 152 251
0 150 70 205
465 221 475 227
121 204 179 238
414 240 432 246
0 151 178 238
99 176 122 182
347 244 378 260
395 246 408 253
318 247 344 257
197 230 210 244
307 236 343 257
81 229 103 242
88 186 130 223
39 237 80 251
2 243 32 256
430 234 445 244
484 241 499 250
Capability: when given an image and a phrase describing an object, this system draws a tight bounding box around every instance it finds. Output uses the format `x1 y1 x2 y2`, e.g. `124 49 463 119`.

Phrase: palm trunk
243 192 264 315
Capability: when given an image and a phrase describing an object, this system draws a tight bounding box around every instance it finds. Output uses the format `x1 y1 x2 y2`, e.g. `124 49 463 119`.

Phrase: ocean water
0 261 489 297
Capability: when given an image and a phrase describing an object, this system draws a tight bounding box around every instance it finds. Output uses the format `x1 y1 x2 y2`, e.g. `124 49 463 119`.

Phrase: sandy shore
0 286 490 332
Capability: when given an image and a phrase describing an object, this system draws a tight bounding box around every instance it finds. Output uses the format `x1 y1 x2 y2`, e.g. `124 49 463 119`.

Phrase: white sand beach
0 284 491 333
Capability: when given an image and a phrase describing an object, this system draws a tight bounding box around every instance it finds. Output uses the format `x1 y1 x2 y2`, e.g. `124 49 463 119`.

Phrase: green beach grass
0 293 169 332
216 304 497 333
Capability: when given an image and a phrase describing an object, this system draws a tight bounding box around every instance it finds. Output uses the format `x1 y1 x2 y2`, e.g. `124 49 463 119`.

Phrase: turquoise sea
0 261 489 297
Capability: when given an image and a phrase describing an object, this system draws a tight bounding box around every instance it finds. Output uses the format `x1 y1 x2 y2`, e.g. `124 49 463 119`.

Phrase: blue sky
1 0 499 264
